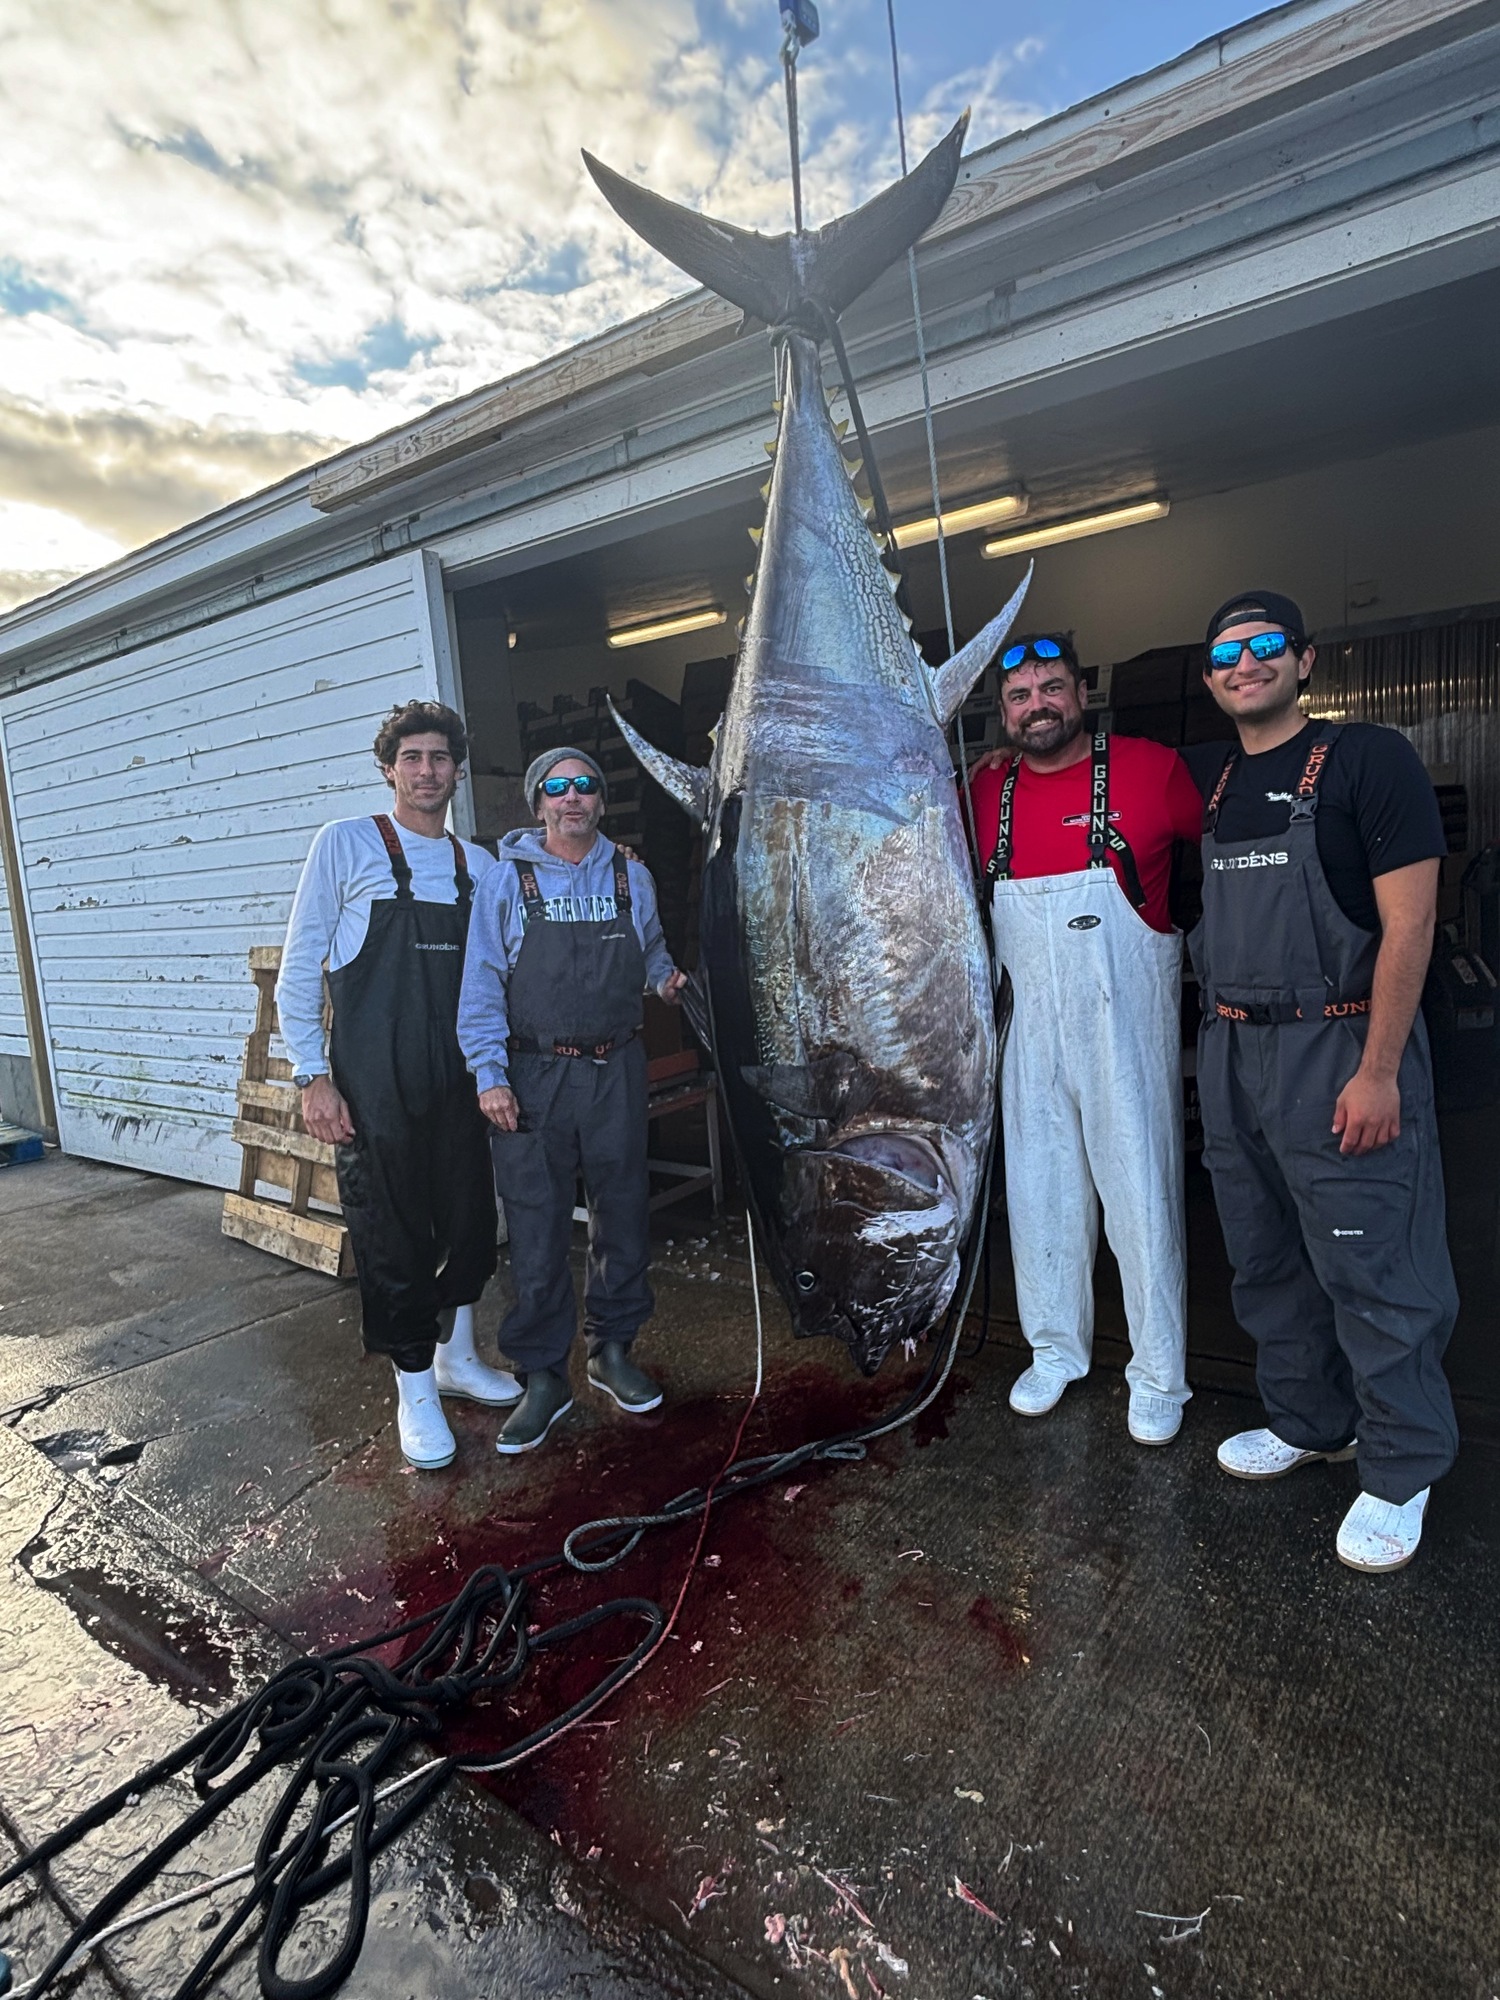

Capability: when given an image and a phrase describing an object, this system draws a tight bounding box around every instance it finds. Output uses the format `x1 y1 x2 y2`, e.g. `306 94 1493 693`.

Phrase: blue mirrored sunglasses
1208 631 1291 670
540 773 601 796
1001 638 1064 671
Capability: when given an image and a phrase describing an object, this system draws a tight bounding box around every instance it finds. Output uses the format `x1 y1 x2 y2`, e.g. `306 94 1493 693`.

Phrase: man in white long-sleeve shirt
277 700 520 1471
458 747 685 1455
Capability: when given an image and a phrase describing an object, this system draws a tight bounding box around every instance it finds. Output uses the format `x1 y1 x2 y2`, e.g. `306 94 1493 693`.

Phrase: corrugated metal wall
1310 613 1500 847
0 549 452 1188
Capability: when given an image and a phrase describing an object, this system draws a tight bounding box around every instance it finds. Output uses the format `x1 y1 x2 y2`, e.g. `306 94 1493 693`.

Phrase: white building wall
0 549 453 1186
0 866 31 1128
0 877 23 1069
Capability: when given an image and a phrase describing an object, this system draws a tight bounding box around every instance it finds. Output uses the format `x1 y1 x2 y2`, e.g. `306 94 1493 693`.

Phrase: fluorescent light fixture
891 489 1028 550
606 606 726 649
981 496 1170 560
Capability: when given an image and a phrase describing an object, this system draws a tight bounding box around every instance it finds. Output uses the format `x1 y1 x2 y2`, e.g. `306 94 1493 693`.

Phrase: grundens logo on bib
1211 852 1290 871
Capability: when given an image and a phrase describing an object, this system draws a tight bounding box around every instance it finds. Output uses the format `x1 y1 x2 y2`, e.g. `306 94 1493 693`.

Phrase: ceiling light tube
981 496 1170 560
606 606 726 649
891 489 1028 550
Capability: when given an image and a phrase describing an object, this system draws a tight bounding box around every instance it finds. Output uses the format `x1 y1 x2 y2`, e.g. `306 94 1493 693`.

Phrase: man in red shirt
969 634 1203 1442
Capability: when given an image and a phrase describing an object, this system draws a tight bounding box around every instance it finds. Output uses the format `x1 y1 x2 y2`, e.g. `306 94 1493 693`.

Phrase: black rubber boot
495 1368 574 1455
587 1341 663 1413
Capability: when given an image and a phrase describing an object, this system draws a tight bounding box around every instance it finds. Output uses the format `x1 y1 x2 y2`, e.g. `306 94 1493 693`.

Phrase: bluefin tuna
584 121 1029 1373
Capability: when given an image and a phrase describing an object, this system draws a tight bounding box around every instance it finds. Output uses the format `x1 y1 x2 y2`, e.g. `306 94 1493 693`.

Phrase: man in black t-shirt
1181 710 1446 932
1185 588 1458 1574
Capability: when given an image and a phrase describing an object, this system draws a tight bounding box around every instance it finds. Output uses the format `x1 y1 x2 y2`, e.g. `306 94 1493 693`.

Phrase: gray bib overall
488 852 655 1376
1190 729 1458 1501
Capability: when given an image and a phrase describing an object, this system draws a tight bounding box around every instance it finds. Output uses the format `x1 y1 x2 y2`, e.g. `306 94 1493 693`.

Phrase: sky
0 0 1249 613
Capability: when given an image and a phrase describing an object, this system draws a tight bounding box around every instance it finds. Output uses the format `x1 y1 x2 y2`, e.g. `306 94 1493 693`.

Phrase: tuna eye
795 1270 817 1293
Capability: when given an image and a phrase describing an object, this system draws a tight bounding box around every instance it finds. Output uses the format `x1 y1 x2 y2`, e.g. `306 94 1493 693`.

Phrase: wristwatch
292 1072 324 1089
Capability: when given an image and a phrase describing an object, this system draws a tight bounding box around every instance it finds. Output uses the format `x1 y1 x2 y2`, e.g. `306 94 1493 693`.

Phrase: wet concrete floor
2 1151 1497 2000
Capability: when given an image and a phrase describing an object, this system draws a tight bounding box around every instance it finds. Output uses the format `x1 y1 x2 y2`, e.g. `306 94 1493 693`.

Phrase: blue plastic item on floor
0 1123 43 1168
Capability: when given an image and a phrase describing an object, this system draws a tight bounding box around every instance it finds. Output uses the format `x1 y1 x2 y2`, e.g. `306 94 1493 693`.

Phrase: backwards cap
1205 589 1308 650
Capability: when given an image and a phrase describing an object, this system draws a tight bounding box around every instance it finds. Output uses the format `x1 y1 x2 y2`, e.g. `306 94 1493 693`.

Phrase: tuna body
699 334 996 1372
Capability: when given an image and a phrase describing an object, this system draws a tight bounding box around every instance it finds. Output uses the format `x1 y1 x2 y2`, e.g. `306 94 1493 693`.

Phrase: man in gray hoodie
457 748 686 1453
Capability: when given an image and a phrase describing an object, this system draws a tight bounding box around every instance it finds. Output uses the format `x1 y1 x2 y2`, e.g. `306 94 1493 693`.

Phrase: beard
1008 706 1087 756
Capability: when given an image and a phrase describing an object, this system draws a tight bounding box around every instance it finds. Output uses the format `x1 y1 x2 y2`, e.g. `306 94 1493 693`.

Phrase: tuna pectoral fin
927 565 1034 725
678 971 713 1056
607 697 710 823
583 114 967 328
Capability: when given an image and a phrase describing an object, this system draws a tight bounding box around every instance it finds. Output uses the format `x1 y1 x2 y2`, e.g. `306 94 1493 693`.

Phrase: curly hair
372 700 469 772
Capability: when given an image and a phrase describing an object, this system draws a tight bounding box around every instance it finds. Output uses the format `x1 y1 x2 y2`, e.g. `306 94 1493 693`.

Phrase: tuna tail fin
607 697 711 824
927 565 1034 725
582 114 968 330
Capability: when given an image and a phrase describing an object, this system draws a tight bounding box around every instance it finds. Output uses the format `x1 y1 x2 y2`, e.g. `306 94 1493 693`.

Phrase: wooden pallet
221 945 354 1278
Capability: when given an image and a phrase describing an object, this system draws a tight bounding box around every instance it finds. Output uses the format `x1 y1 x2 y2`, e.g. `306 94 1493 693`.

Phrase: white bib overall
986 740 1189 1405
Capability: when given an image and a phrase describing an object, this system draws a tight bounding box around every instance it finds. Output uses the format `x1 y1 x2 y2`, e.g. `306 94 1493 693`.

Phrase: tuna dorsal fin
607 697 711 824
582 114 968 330
927 565 1034 725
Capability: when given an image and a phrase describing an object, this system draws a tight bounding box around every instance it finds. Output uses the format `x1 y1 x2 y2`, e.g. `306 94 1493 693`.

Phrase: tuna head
776 1128 967 1375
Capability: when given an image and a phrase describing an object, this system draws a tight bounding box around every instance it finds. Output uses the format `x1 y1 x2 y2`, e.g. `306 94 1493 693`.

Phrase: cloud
0 497 124 614
0 0 1052 614
0 394 333 550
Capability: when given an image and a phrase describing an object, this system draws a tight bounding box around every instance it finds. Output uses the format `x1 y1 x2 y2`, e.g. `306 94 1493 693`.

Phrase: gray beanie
524 744 607 810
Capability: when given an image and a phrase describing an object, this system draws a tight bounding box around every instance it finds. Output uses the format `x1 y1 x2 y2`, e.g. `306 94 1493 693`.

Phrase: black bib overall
328 816 497 1372
488 854 654 1376
1190 730 1458 1501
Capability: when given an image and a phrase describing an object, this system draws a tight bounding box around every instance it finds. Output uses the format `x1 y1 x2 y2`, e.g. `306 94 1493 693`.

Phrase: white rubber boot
1008 1361 1073 1417
1128 1392 1183 1446
1337 1488 1429 1573
433 1305 522 1407
394 1365 457 1470
1217 1428 1356 1480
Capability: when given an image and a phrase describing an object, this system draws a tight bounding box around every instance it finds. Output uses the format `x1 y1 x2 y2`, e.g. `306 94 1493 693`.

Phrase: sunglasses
1207 631 1295 670
1001 638 1064 671
540 773 602 797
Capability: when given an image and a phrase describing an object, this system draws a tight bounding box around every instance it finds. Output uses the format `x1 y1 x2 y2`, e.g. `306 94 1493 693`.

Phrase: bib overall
1190 729 1458 1501
489 855 654 1376
986 733 1188 1406
327 816 497 1373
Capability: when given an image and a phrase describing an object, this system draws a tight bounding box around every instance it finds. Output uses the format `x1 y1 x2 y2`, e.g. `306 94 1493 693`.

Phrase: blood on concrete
274 1357 1019 1954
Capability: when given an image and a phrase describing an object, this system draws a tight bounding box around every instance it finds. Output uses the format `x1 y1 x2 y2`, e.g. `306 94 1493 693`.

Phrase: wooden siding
0 872 23 1064
0 551 445 1186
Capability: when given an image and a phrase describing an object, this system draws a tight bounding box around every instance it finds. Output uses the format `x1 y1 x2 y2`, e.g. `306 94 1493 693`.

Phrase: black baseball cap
1205 589 1308 651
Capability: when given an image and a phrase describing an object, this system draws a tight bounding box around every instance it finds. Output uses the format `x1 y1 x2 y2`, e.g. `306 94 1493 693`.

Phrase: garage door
0 549 458 1186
